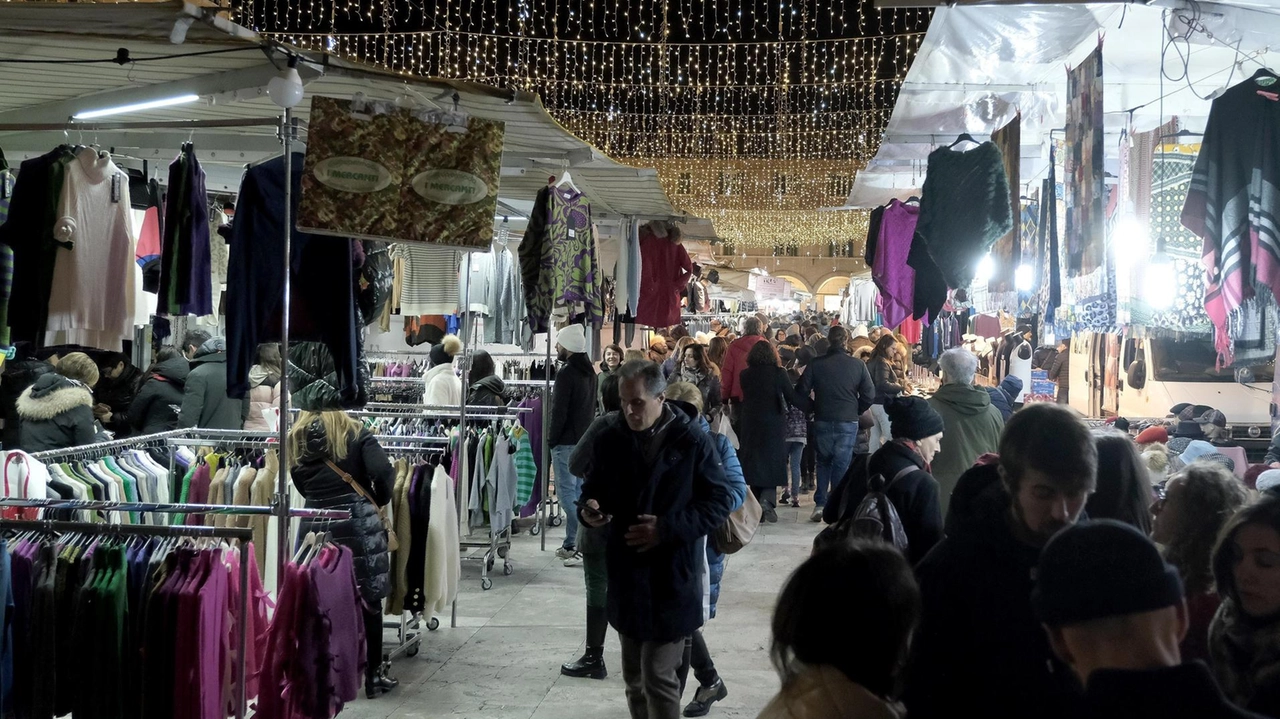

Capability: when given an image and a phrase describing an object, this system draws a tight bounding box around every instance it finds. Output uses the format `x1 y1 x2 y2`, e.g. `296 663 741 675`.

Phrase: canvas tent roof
847 0 1280 207
0 1 682 220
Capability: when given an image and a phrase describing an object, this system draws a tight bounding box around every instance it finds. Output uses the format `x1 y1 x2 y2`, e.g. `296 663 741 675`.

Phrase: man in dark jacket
1033 520 1266 719
578 360 735 719
550 323 599 565
1049 338 1071 404
128 352 190 434
904 403 1097 719
0 343 52 449
793 325 876 521
179 337 250 430
92 352 142 438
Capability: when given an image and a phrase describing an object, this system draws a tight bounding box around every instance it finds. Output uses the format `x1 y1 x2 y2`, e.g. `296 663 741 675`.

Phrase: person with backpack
819 396 945 564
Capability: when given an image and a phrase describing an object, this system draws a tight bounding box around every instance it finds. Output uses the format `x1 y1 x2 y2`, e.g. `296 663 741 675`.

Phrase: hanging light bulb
974 253 995 285
1014 263 1035 292
268 55 305 109
1144 251 1177 310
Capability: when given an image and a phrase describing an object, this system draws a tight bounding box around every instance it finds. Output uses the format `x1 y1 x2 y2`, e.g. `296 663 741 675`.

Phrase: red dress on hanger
634 225 692 328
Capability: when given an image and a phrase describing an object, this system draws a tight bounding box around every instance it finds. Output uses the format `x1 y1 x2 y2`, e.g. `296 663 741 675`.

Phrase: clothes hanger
946 133 979 150
556 169 580 193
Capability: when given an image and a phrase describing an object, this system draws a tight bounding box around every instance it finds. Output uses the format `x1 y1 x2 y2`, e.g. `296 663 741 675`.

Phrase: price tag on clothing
568 228 576 239
111 174 121 203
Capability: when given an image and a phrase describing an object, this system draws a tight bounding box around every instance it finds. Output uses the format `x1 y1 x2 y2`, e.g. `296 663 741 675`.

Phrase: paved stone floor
342 502 817 718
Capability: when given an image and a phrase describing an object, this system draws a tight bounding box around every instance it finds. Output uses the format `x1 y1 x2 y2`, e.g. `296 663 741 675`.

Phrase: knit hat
884 396 945 441
556 324 588 355
1257 470 1280 494
1134 426 1169 445
429 334 463 367
1195 408 1228 428
1180 440 1219 466
1033 520 1184 627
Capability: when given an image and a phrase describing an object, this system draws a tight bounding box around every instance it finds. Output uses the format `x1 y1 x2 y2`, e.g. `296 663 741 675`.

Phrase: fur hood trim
16 375 94 420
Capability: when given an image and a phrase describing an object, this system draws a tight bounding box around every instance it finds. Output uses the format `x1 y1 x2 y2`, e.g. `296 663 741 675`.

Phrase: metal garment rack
0 517 254 719
502 379 559 547
26 427 189 461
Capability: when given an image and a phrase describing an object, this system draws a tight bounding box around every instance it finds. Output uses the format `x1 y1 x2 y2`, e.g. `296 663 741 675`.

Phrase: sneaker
763 508 779 523
563 551 584 567
790 498 800 508
779 490 792 505
810 506 824 523
554 546 576 561
683 679 728 717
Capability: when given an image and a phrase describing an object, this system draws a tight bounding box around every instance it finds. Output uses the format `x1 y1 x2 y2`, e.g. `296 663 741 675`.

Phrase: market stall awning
847 0 1280 207
0 1 684 220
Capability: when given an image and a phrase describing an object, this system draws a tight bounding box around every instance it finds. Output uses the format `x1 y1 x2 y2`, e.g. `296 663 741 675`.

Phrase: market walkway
343 502 818 719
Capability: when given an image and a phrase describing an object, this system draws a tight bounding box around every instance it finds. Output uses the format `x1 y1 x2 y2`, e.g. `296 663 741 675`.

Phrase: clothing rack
26 427 189 460
0 497 351 521
0 516 253 719
362 401 532 415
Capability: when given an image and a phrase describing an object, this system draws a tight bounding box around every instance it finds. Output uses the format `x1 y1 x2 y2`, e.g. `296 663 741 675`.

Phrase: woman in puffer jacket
288 347 399 699
244 343 282 431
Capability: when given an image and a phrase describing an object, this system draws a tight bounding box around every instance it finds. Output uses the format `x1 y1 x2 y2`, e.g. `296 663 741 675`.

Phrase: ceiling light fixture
268 55 305 108
73 94 200 120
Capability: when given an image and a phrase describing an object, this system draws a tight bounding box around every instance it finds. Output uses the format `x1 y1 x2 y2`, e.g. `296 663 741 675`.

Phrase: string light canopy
235 0 930 247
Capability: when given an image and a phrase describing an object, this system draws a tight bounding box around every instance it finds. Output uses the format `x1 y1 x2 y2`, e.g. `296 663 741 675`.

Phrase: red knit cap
1135 426 1169 445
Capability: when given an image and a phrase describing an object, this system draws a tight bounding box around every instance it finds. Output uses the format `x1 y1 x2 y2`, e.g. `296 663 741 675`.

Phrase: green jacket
927 382 1004 517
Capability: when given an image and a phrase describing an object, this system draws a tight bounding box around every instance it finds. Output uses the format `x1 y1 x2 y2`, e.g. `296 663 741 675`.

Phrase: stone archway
813 273 852 296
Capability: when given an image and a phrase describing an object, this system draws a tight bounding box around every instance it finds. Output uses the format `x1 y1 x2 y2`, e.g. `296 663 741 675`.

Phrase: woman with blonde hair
16 351 100 451
288 346 399 698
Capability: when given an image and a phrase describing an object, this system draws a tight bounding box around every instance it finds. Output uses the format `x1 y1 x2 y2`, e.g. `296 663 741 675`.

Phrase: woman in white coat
422 335 463 407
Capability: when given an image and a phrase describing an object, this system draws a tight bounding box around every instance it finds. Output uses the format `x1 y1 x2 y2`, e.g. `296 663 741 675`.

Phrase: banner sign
298 95 504 249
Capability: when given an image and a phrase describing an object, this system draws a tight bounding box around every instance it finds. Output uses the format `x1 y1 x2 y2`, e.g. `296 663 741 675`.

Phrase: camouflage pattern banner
298 96 505 249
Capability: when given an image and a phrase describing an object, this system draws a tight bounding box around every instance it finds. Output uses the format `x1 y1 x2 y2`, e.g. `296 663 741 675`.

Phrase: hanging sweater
873 199 920 329
914 142 1014 290
635 225 693 328
47 148 136 351
1182 70 1280 364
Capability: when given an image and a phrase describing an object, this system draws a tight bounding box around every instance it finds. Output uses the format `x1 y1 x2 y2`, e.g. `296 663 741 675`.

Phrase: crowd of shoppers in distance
3 329 281 453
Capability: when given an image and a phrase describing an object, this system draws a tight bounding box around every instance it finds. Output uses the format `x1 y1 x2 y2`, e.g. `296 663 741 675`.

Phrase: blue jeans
786 441 805 498
813 420 859 507
552 445 582 549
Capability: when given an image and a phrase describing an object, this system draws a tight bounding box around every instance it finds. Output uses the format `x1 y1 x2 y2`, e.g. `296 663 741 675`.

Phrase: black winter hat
1033 520 1184 627
884 396 945 441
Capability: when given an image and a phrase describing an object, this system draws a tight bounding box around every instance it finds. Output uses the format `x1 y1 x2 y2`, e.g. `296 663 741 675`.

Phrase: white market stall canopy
0 1 683 221
848 0 1280 207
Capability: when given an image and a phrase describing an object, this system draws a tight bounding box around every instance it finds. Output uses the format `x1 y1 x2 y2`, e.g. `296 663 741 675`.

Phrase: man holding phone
578 360 735 719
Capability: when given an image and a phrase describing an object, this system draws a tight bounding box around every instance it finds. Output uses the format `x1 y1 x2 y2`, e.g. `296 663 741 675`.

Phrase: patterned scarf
1209 597 1280 709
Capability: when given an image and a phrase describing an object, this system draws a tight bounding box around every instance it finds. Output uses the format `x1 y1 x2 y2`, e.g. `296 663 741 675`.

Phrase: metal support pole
540 329 551 552
236 536 250 719
276 109 295 581
452 250 474 629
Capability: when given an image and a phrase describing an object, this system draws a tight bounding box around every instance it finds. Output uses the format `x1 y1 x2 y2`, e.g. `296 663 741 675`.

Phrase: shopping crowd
532 310 1280 719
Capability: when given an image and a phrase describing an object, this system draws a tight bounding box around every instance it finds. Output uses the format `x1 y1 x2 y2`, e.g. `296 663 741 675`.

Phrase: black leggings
364 606 384 674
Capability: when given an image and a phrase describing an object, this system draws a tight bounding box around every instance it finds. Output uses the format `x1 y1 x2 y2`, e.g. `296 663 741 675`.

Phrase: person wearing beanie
822 395 945 564
1210 496 1280 716
550 323 599 566
423 334 463 407
1136 425 1170 447
904 404 1097 719
1034 520 1263 719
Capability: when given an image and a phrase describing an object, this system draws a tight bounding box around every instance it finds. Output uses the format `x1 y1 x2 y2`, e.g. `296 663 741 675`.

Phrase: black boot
561 605 609 679
365 663 399 699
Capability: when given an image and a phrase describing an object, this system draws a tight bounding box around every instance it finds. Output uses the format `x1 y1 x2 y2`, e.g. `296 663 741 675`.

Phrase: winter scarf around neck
1210 596 1280 709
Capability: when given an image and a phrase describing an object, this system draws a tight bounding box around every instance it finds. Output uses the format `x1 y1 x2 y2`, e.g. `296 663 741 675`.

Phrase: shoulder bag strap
883 465 915 493
325 459 380 508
